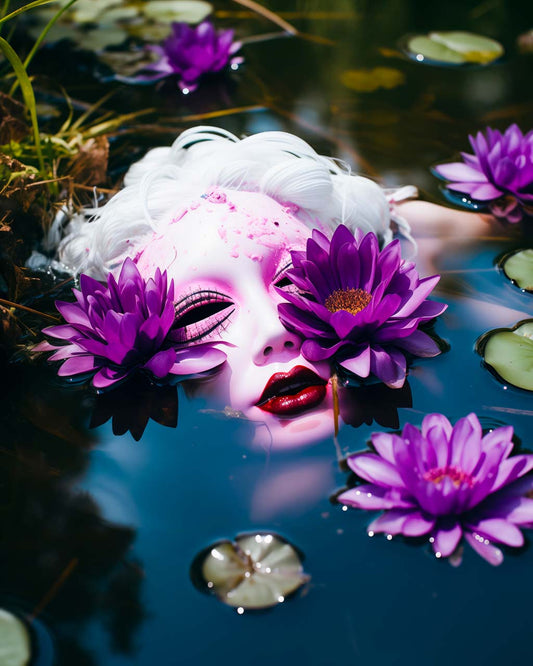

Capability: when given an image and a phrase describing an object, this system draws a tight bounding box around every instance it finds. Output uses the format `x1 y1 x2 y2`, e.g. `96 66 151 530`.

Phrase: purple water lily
276 225 446 389
338 413 533 565
434 124 533 223
137 20 242 92
35 258 226 389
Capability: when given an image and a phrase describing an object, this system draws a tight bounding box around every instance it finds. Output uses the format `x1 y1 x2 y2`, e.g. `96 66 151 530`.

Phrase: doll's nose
253 318 301 365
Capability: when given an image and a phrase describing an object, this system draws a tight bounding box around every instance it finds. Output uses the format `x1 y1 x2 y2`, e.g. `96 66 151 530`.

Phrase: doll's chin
249 406 336 449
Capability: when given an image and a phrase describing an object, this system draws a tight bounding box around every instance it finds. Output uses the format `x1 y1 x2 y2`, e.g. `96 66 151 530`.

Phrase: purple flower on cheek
138 20 242 92
338 413 533 566
276 225 447 389
434 124 533 223
35 258 226 389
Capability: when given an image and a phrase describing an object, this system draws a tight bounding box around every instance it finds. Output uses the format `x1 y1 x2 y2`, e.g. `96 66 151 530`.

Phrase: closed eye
173 290 234 342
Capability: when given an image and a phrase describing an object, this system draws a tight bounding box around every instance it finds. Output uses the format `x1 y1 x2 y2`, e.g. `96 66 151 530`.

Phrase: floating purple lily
136 20 242 92
434 124 533 223
35 258 226 389
338 413 533 566
276 225 446 388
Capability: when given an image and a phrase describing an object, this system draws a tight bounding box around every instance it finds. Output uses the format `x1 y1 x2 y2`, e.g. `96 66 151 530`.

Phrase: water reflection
0 365 145 664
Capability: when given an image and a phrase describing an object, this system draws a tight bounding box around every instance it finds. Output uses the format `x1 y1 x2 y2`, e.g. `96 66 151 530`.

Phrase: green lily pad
501 249 533 292
0 609 31 666
198 533 309 610
142 0 212 23
482 320 533 391
406 31 504 65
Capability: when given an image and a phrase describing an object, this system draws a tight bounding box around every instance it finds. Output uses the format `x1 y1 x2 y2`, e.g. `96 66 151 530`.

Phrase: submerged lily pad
340 67 405 92
30 0 213 51
194 533 309 610
405 31 504 65
143 0 212 23
480 320 533 391
0 609 31 666
500 249 533 292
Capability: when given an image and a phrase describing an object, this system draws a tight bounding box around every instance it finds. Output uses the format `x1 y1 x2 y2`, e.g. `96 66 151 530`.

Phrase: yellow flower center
324 288 372 316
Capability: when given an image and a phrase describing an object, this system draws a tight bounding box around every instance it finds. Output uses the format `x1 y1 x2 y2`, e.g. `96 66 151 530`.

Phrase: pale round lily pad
481 320 533 391
142 0 212 23
405 31 504 65
501 249 533 292
196 533 309 610
0 609 31 666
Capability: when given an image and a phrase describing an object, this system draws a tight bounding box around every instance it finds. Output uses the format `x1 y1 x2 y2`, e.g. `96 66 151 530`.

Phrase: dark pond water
2 1 533 664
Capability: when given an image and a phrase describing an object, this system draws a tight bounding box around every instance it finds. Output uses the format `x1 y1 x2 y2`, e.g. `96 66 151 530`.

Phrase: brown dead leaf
66 135 109 187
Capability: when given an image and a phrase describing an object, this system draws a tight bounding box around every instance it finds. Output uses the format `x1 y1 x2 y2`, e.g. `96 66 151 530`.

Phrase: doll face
134 188 335 448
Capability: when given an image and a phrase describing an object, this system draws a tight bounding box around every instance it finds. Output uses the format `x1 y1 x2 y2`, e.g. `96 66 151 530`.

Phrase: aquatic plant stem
332 373 340 437
28 558 79 622
231 0 297 35
0 36 44 174
0 298 60 323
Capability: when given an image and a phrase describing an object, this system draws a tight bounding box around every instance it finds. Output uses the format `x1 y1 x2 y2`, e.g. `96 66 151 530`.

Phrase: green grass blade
10 0 78 95
0 36 44 173
0 0 58 27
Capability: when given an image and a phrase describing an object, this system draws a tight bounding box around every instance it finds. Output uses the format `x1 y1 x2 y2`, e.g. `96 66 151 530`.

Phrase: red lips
257 365 327 416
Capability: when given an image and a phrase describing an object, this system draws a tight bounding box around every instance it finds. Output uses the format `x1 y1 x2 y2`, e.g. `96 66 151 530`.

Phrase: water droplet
367 531 375 537
435 552 442 558
386 534 393 541
416 53 424 61
182 87 190 95
342 506 348 512
237 607 244 615
277 596 285 603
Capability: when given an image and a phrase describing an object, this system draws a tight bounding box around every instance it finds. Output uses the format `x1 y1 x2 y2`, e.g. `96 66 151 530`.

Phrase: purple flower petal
58 355 97 376
347 453 406 489
338 484 416 510
435 162 487 183
143 348 176 378
465 518 524 546
171 346 226 375
432 522 462 557
464 532 504 566
367 509 411 535
338 345 371 378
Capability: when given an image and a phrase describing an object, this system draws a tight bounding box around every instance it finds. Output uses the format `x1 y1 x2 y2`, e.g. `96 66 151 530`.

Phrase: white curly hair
58 125 415 280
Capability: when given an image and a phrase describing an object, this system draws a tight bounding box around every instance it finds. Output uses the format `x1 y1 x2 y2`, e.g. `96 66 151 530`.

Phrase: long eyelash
273 261 293 283
173 289 235 342
175 289 230 315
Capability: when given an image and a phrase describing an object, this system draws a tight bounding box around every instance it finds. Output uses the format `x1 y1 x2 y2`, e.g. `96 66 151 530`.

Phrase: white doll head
58 126 401 447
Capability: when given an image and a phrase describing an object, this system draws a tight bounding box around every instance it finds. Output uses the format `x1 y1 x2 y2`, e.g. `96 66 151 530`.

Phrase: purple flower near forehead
338 413 533 566
434 124 533 223
35 258 226 389
136 20 243 92
276 225 446 389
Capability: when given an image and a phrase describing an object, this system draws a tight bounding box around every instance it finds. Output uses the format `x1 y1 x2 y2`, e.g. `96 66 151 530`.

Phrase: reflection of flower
90 377 179 441
36 258 226 389
139 21 242 92
338 413 533 565
434 124 533 223
277 225 446 388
